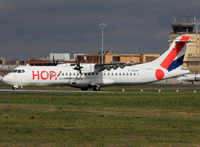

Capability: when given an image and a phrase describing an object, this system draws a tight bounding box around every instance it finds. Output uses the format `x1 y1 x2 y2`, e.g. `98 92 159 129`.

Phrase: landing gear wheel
12 85 18 90
92 85 101 91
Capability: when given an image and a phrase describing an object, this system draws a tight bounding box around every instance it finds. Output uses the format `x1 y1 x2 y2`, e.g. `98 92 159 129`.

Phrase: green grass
0 92 200 146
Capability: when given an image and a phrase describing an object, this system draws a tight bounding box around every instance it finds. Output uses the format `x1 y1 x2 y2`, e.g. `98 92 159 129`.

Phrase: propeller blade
74 56 83 73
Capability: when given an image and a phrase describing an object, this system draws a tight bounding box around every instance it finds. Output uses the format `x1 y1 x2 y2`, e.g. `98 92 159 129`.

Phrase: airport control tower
170 17 200 73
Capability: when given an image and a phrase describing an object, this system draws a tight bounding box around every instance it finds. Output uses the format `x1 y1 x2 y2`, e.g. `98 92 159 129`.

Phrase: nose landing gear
12 85 18 90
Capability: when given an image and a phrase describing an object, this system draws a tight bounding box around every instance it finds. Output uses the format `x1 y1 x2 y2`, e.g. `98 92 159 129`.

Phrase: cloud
0 0 200 58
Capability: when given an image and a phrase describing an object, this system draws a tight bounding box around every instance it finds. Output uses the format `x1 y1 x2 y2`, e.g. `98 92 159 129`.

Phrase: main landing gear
92 85 101 91
80 85 101 91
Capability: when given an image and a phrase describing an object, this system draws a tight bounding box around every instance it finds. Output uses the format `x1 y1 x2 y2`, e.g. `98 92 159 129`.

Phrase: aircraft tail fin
152 35 190 72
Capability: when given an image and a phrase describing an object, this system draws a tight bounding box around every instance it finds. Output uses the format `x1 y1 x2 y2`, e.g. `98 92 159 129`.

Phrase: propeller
52 54 58 66
113 65 118 70
73 57 83 74
119 64 125 69
195 74 197 81
74 63 83 74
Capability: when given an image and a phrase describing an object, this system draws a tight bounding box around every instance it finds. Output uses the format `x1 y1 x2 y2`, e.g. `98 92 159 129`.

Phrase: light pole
99 23 106 64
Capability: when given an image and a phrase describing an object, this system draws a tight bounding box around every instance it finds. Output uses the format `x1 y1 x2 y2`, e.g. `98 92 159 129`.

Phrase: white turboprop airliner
177 74 200 84
2 35 190 91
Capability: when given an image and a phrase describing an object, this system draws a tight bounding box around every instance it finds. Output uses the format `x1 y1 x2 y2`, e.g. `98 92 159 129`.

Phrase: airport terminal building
75 53 160 64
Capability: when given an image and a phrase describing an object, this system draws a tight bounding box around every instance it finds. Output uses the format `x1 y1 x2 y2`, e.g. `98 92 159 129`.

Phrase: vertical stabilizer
152 35 190 72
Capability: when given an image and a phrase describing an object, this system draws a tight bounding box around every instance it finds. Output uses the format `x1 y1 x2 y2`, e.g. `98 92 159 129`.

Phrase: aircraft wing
72 62 134 73
94 62 134 72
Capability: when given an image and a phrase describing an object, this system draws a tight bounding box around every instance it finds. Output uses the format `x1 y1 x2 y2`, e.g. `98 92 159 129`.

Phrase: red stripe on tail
179 36 190 42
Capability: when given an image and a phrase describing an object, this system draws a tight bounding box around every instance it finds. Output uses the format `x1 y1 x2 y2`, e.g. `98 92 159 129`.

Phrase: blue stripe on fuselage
167 55 184 72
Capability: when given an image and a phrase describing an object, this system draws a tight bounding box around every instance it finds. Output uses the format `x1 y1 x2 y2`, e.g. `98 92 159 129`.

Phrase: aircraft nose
2 75 9 84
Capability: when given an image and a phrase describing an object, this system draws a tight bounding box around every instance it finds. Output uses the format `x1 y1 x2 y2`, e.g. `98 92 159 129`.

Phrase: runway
1 78 200 94
0 83 200 94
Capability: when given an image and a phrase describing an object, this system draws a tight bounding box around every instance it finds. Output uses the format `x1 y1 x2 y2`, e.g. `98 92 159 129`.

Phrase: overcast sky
0 0 200 59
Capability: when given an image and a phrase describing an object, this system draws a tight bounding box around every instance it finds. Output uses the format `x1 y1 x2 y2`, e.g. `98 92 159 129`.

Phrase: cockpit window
12 69 25 73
